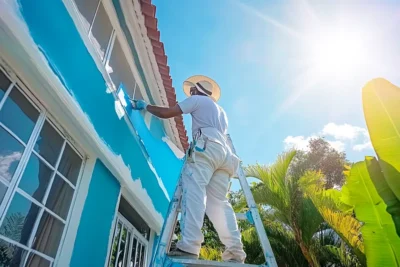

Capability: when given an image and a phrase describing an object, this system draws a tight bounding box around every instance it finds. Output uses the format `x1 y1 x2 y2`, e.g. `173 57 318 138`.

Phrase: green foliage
241 213 309 266
0 213 25 265
319 244 364 267
199 247 222 261
235 150 369 267
366 156 400 236
341 160 400 266
244 151 341 267
362 78 400 236
300 171 366 265
202 215 223 250
290 137 349 188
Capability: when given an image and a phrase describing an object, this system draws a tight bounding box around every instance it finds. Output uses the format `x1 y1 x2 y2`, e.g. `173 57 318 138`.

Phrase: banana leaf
365 156 400 236
341 161 400 267
362 78 400 211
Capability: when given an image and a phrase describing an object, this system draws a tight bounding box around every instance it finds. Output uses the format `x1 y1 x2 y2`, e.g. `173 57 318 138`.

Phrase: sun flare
307 27 369 80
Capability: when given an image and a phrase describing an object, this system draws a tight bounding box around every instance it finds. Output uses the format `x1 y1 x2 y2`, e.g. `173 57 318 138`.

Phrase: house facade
0 0 188 266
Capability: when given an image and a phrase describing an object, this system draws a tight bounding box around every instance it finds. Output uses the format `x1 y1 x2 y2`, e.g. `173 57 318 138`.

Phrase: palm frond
300 171 365 264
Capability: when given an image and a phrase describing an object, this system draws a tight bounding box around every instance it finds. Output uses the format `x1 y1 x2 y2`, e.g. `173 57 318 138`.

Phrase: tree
290 137 349 188
238 151 364 266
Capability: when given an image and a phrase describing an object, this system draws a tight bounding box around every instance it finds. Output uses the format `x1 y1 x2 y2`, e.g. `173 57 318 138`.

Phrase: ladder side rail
152 174 183 266
227 135 278 267
237 167 278 267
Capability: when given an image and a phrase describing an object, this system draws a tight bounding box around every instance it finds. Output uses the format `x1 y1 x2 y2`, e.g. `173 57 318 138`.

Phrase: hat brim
183 75 221 102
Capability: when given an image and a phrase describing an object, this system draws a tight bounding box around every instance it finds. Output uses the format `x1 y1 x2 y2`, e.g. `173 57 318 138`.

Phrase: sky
153 0 400 174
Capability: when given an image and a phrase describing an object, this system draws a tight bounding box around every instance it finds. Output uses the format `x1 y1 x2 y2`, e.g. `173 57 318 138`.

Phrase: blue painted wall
14 0 185 264
70 160 120 267
17 0 183 214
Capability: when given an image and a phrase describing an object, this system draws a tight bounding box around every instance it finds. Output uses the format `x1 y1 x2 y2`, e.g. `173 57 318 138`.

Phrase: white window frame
0 65 87 266
108 213 149 267
68 0 144 101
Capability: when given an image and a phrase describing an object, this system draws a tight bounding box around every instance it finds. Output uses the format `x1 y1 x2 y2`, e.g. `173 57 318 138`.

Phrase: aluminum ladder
151 135 278 267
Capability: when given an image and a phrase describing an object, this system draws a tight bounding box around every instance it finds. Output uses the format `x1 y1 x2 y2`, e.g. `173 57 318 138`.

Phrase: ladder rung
167 258 265 267
235 212 254 224
235 213 247 221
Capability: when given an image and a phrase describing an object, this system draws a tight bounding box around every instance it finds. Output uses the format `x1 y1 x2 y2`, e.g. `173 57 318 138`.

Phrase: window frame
108 212 149 267
0 65 87 266
71 0 142 100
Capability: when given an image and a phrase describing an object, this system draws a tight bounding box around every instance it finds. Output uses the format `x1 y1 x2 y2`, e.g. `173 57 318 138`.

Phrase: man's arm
146 104 183 119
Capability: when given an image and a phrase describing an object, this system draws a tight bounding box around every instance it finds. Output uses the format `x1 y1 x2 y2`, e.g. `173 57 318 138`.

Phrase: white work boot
222 250 246 263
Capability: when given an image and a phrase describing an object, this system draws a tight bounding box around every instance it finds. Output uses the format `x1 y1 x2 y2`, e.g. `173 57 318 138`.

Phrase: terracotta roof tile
139 0 189 150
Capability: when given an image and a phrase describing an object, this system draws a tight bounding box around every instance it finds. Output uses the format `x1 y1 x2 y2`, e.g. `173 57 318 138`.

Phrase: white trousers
176 138 246 263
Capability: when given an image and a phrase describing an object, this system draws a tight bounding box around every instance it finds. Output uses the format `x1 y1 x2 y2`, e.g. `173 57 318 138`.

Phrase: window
107 39 139 99
108 198 149 267
73 0 143 100
73 0 100 33
89 2 113 60
0 67 85 266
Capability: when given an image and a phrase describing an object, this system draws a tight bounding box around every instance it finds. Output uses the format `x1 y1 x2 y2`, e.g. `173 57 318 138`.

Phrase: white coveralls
176 95 246 263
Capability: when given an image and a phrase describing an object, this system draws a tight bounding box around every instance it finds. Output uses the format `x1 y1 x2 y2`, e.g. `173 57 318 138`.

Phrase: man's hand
132 99 148 110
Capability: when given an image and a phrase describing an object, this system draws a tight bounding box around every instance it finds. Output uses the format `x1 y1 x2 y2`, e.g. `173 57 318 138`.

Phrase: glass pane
45 175 74 220
32 211 65 258
0 239 28 266
0 70 11 102
18 153 53 202
0 88 39 143
0 193 40 245
25 252 51 267
107 39 137 98
109 222 121 267
0 182 7 204
34 121 64 166
74 0 99 32
89 2 113 60
129 237 137 267
116 227 127 267
0 127 25 182
58 144 82 185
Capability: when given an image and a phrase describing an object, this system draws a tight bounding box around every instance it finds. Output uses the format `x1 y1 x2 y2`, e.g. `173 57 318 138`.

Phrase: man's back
178 95 228 143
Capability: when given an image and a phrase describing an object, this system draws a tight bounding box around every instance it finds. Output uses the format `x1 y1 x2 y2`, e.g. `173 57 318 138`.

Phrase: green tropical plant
199 247 222 261
299 171 366 265
244 151 324 266
362 78 400 236
240 211 309 266
234 150 367 266
340 159 400 266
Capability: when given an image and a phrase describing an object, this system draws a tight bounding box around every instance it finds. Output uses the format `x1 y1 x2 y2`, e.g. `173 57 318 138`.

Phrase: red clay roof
139 0 189 150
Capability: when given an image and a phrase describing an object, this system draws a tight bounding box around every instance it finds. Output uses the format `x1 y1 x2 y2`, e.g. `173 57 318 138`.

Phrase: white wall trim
104 191 122 267
56 156 97 267
147 229 156 267
0 0 164 235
